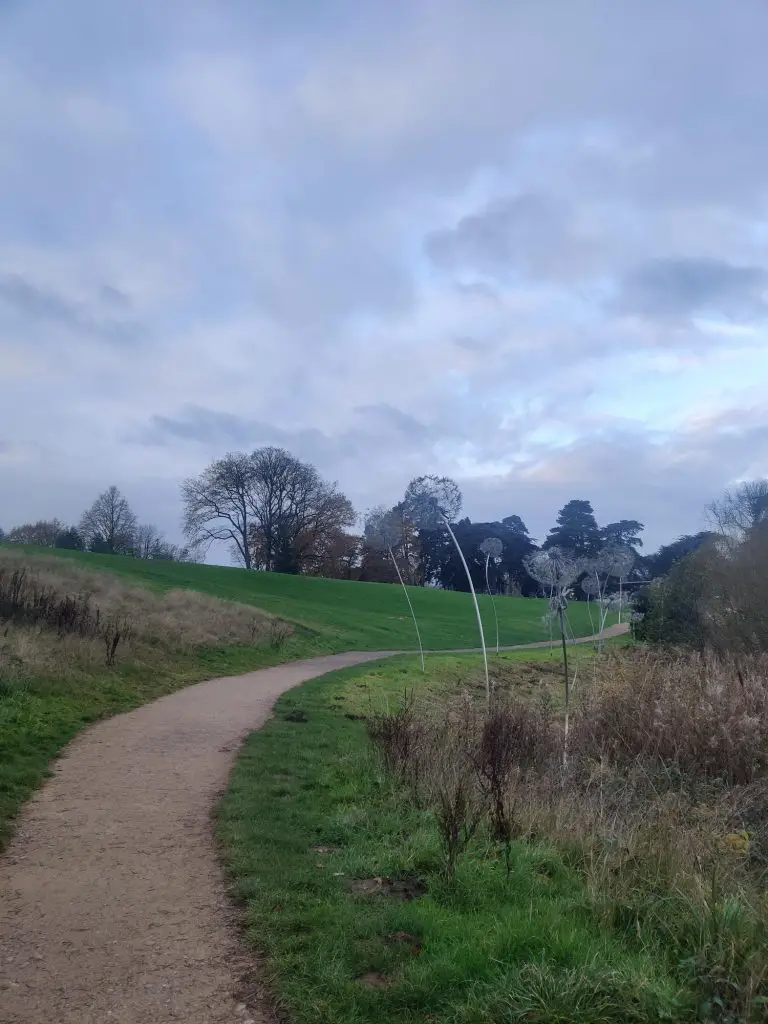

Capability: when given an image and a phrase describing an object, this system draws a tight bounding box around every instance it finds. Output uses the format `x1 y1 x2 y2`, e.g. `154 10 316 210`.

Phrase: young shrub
366 690 424 790
471 697 555 874
424 727 485 881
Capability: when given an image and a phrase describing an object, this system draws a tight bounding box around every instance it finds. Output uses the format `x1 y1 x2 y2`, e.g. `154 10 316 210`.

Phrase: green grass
17 546 613 651
0 545 610 850
219 649 690 1024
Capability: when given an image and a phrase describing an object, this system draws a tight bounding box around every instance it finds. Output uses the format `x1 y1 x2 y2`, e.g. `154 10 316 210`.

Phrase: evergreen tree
544 499 601 558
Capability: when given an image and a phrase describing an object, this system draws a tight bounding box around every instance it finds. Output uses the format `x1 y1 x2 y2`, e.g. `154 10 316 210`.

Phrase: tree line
175 446 712 594
0 485 195 563
0 444 724 592
635 480 768 651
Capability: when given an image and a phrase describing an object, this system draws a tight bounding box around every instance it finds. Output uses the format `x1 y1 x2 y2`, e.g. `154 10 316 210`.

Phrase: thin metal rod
443 517 489 701
485 553 500 653
389 545 424 672
559 604 570 767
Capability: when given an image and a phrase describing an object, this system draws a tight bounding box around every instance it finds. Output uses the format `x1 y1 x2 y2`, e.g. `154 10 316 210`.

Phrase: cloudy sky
2 0 767 555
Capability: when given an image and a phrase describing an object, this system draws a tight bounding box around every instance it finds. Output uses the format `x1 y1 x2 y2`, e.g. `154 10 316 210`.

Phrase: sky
1 0 768 556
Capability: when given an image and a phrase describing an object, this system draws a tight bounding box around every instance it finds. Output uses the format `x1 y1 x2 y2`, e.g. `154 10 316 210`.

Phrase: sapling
479 536 504 653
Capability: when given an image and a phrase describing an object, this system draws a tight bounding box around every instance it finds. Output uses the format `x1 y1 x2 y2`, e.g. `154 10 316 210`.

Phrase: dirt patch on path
0 651 388 1024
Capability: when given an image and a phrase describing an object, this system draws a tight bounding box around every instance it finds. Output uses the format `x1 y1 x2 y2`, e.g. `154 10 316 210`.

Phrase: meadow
220 646 768 1024
0 545 602 847
21 545 609 651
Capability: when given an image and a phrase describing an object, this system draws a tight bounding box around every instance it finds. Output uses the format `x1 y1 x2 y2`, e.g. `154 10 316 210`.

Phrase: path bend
0 627 628 1023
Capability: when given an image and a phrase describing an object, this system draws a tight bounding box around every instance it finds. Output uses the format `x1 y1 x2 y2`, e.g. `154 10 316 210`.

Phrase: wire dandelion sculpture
479 536 503 653
580 573 600 639
610 545 635 625
523 547 582 763
404 475 490 700
366 507 425 672
585 545 635 650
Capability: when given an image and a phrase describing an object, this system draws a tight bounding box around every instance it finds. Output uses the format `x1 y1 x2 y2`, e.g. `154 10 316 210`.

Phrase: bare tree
133 523 190 561
134 523 163 560
246 448 355 574
404 475 491 699
181 453 255 568
79 486 137 555
7 519 67 547
707 479 768 543
367 506 425 671
181 448 355 572
479 536 503 653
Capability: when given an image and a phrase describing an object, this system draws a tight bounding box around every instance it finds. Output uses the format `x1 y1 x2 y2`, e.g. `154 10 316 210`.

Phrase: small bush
367 691 423 786
471 696 555 873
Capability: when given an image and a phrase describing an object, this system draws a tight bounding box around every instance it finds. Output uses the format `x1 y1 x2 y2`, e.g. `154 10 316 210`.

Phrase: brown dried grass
0 548 288 677
370 648 768 1018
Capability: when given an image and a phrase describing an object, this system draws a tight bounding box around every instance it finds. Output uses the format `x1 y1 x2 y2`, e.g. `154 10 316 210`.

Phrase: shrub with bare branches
0 564 133 665
419 706 485 879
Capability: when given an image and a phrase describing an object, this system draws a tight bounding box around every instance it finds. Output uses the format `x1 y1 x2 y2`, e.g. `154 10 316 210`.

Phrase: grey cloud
468 407 768 549
426 194 571 280
139 402 433 466
0 273 143 344
146 407 254 446
352 403 431 439
615 258 768 323
99 284 132 309
2 0 768 560
454 282 501 303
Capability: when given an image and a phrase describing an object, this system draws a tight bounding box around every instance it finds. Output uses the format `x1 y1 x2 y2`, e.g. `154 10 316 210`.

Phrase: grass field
0 546 608 850
15 546 613 651
219 645 697 1024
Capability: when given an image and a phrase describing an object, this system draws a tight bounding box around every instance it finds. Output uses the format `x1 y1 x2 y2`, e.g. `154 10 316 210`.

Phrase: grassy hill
0 545 611 847
28 547 610 651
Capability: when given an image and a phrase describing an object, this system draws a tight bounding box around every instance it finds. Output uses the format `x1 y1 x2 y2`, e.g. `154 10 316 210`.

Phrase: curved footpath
0 626 628 1023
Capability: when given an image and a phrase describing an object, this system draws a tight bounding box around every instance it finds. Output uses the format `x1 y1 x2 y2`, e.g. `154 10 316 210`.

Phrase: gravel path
0 652 389 1024
0 627 628 1023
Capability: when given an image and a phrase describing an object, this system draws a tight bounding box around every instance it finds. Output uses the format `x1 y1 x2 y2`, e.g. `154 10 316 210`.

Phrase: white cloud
1 0 767 554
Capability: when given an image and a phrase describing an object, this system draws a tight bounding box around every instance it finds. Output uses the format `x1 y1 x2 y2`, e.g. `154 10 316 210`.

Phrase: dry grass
369 648 768 1020
0 547 289 679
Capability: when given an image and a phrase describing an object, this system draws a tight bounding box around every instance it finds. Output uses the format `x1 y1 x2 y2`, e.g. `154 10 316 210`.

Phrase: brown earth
0 626 627 1023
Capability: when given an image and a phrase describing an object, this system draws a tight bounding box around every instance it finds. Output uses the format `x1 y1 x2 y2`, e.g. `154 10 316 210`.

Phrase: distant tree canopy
641 532 716 579
543 499 602 558
7 519 70 548
421 518 538 595
181 447 355 575
12 454 763 605
79 486 137 556
4 492 189 563
601 519 645 549
55 527 85 550
633 479 768 652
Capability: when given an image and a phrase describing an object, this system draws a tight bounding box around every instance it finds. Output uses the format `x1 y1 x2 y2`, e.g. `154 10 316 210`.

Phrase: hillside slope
23 547 608 650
